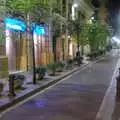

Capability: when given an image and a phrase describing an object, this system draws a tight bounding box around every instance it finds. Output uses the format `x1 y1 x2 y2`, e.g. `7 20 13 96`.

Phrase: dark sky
108 0 120 33
92 0 120 34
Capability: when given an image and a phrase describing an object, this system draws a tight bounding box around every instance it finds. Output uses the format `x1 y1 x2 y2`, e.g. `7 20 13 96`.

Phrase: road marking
0 57 105 118
95 58 120 120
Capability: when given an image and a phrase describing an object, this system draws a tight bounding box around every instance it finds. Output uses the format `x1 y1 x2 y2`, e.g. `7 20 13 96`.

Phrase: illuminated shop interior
5 17 27 73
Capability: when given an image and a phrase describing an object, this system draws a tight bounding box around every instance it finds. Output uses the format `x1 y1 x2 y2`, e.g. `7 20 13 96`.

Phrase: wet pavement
0 50 119 120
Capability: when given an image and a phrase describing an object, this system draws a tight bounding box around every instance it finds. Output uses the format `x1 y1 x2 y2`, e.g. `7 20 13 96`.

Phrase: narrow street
0 50 119 120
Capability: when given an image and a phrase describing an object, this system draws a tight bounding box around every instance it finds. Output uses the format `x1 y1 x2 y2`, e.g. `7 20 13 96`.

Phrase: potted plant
73 57 77 65
66 59 73 69
87 53 95 60
56 61 65 72
9 74 25 89
36 67 46 80
47 62 58 76
75 56 83 66
14 79 23 89
87 53 91 59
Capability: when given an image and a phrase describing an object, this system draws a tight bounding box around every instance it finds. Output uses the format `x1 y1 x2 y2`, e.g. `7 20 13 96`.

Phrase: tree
77 24 90 56
67 10 88 57
68 19 81 55
85 21 109 54
51 13 67 61
2 0 51 84
95 24 108 50
50 0 68 62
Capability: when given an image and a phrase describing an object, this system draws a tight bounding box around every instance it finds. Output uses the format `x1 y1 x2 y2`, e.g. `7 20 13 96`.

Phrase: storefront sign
5 17 26 32
32 24 45 35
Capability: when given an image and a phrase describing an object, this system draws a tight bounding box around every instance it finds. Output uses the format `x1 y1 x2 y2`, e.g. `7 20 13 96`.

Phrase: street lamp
91 16 94 20
72 3 79 8
72 2 79 20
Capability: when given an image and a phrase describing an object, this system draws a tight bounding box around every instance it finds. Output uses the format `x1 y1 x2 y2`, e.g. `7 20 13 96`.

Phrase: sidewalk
0 60 91 112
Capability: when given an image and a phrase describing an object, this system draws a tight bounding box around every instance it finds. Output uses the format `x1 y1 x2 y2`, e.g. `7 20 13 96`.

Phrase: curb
0 55 106 112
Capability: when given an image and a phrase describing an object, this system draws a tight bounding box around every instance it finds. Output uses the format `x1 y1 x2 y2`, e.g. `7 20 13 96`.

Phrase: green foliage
68 20 109 55
47 62 58 71
35 67 46 80
35 67 46 74
14 79 23 89
56 61 65 68
84 22 109 53
4 0 50 22
56 61 65 72
47 62 59 76
5 0 35 14
67 59 73 65
0 27 5 41
65 59 73 69
87 49 105 59
68 19 88 54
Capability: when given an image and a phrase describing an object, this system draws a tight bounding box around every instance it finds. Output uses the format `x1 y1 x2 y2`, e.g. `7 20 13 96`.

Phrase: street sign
5 17 26 32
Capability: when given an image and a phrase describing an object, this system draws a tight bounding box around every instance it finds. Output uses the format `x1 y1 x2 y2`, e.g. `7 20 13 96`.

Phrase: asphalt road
0 50 119 120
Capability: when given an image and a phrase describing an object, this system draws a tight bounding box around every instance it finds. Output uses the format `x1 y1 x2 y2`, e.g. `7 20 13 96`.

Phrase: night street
0 50 119 120
0 0 120 119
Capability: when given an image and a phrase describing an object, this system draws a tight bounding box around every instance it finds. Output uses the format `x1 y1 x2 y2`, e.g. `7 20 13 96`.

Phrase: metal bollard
116 68 120 98
8 74 16 97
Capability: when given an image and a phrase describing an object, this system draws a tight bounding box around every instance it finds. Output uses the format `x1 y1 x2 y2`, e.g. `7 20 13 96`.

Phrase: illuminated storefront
56 35 76 61
32 24 53 67
68 38 76 59
5 17 27 73
2 16 53 74
56 34 69 61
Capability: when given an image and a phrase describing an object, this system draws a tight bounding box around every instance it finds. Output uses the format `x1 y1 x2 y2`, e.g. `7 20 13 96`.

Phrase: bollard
8 74 16 97
116 68 120 98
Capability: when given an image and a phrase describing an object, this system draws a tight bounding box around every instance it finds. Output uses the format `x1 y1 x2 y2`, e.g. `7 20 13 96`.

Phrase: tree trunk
31 32 36 84
25 13 29 71
81 45 84 56
62 38 65 61
53 36 57 62
77 32 80 53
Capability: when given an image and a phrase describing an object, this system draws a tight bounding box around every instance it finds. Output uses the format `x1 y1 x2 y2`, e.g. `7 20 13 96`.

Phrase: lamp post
72 2 79 21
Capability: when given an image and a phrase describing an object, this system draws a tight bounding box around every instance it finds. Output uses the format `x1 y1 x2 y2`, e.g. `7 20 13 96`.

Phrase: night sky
108 0 120 34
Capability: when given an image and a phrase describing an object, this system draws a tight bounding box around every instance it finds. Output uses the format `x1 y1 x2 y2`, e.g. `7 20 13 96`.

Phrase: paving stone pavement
0 50 119 120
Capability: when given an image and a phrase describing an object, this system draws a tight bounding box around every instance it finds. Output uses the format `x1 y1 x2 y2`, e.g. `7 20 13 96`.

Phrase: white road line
95 58 120 120
0 57 105 118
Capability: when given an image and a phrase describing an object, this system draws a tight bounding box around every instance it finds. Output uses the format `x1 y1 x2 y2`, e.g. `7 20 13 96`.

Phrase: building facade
0 0 95 78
